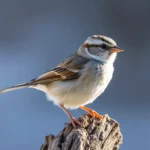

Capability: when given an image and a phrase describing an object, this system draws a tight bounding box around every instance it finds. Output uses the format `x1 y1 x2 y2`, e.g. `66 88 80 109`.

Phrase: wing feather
30 53 89 85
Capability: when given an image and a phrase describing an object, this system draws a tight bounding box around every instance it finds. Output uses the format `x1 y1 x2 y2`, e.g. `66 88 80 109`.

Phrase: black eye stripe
83 43 109 50
100 44 107 49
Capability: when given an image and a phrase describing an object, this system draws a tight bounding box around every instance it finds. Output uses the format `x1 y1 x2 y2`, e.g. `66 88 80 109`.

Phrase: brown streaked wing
29 53 89 85
58 53 89 70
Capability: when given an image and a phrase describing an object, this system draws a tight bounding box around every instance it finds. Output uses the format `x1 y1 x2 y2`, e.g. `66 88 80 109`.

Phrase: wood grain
41 114 123 150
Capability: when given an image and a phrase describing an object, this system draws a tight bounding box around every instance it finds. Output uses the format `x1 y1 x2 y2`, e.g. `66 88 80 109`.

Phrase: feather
0 83 29 94
0 53 89 94
30 53 89 85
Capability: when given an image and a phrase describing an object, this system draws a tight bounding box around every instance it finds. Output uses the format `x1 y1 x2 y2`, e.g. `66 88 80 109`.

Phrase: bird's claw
69 117 81 128
87 109 103 120
79 106 103 120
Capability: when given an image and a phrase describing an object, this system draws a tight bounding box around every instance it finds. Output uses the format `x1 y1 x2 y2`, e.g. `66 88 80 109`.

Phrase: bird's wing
30 53 89 85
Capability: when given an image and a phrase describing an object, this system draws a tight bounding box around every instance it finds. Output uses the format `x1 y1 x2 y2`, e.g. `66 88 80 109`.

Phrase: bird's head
77 35 124 64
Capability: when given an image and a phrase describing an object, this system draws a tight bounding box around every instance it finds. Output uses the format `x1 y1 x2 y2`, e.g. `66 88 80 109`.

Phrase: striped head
77 35 123 64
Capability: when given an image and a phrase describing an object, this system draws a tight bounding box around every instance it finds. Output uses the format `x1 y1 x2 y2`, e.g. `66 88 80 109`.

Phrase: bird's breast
92 63 114 99
46 62 114 109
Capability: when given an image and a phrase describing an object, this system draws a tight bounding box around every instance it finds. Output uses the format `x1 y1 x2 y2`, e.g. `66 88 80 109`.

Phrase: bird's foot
59 104 81 128
79 106 103 120
69 116 81 128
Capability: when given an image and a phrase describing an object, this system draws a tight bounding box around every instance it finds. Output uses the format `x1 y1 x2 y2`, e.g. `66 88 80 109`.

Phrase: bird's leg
59 104 81 128
79 106 103 120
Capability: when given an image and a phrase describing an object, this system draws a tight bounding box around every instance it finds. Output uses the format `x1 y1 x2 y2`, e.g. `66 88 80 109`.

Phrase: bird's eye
100 44 107 49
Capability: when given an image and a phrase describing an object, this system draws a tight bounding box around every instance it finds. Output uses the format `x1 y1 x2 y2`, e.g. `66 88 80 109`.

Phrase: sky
0 0 150 149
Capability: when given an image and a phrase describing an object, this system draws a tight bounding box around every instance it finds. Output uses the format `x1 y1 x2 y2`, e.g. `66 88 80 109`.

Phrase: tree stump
41 114 123 150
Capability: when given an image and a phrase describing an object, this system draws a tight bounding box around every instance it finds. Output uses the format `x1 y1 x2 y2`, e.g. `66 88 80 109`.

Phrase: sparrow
0 35 123 127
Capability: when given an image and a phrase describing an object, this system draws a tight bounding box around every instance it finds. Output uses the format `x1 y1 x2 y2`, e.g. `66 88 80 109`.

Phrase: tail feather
0 83 29 94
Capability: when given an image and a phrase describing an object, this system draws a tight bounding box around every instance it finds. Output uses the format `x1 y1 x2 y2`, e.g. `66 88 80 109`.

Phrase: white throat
106 53 117 65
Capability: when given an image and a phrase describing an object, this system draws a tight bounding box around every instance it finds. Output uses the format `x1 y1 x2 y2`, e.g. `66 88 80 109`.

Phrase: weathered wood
41 114 123 150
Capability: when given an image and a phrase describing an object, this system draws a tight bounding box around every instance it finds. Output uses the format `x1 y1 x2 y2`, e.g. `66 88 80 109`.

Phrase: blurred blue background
0 0 149 149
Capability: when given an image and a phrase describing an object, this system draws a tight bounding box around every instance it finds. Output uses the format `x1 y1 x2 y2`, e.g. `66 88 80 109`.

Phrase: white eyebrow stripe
87 35 117 46
100 36 116 45
84 38 103 45
84 35 116 47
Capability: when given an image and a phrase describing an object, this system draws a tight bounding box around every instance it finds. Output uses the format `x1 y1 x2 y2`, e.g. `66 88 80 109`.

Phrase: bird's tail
0 83 30 94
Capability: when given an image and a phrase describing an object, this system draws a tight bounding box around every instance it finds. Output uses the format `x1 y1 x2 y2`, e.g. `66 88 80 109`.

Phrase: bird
0 35 123 127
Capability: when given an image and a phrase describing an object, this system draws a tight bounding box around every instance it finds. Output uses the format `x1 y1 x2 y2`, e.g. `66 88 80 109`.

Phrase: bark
40 114 123 150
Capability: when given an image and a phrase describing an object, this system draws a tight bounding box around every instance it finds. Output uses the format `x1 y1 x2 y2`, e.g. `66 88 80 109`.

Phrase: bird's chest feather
80 63 114 99
46 62 114 108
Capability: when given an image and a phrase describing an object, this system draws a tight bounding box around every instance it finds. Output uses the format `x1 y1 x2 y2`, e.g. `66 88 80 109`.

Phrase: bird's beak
110 46 124 53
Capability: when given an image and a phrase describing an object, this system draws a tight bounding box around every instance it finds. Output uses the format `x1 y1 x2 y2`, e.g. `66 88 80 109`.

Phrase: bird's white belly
46 64 113 109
